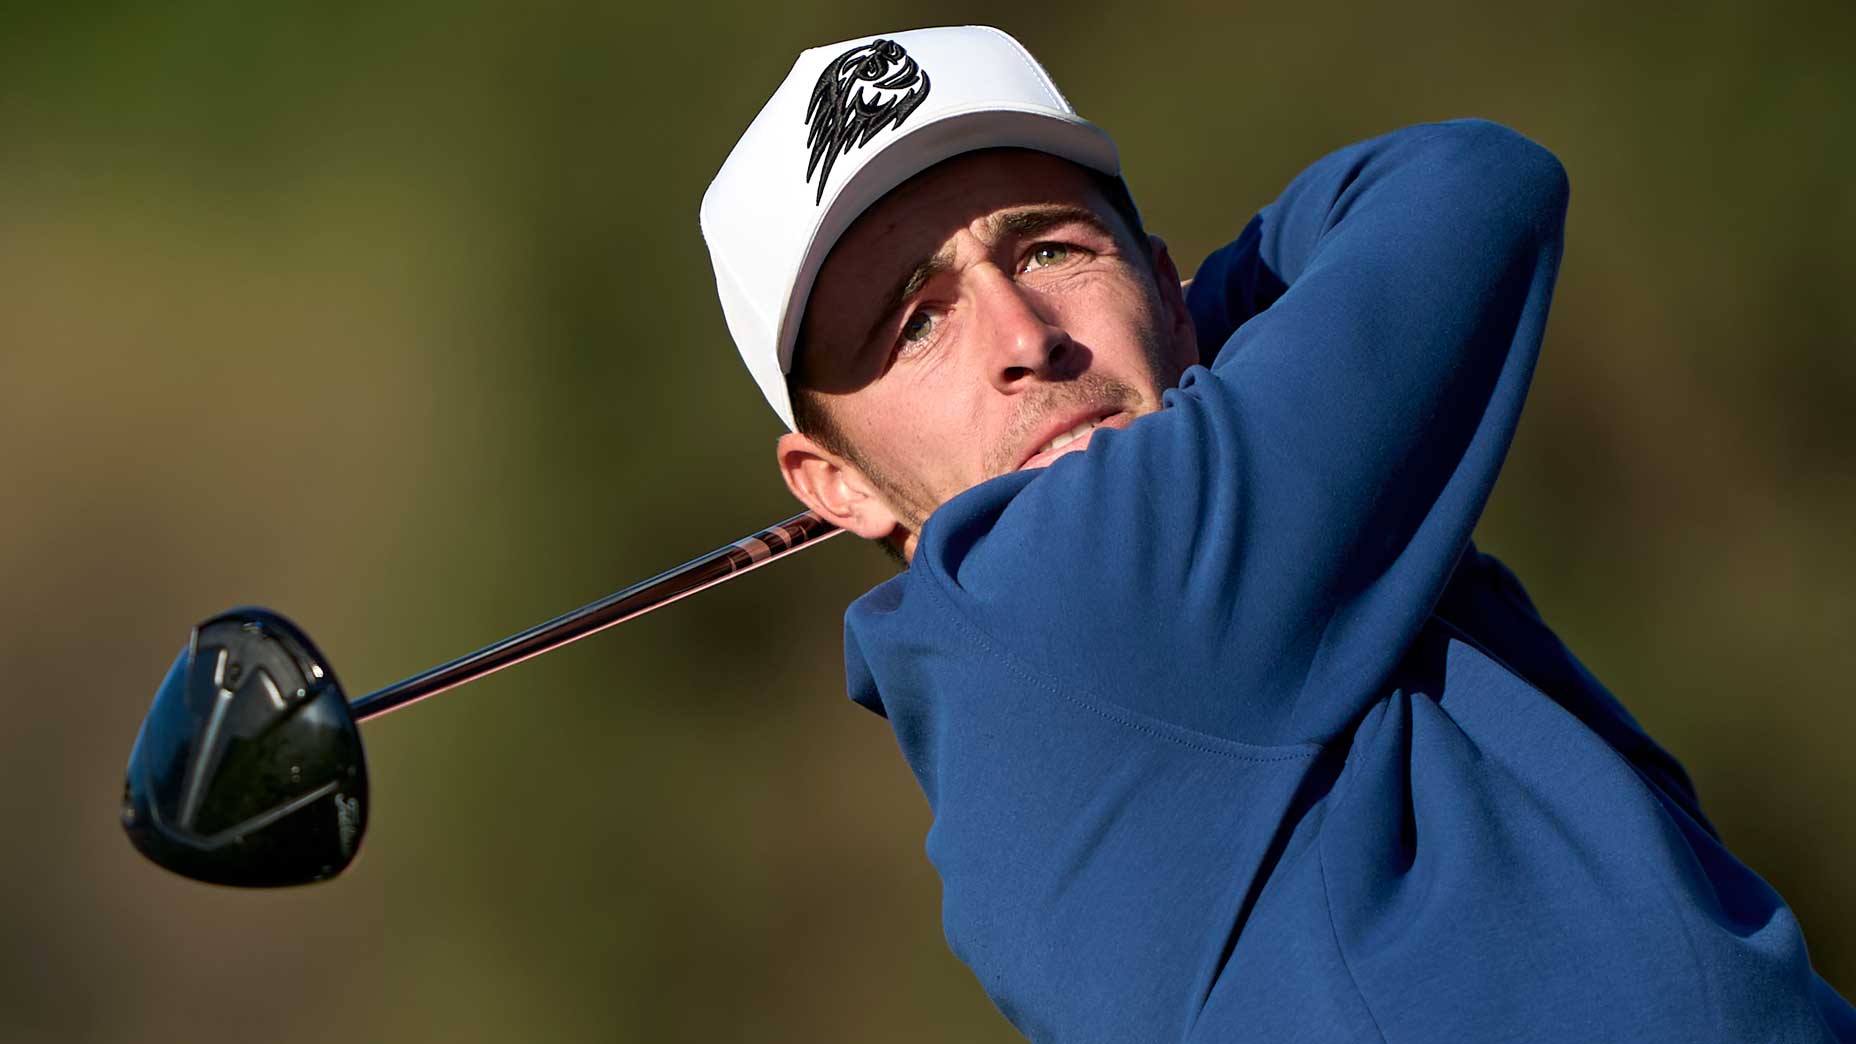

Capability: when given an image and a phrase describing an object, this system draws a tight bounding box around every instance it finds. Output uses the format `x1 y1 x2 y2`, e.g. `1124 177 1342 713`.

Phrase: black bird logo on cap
804 39 931 205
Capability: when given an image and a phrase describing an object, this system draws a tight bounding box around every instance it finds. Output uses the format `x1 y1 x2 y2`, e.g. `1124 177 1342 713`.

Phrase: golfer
702 26 1854 1042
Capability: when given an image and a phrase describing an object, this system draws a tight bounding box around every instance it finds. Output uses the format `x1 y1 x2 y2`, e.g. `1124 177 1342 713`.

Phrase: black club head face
122 608 367 887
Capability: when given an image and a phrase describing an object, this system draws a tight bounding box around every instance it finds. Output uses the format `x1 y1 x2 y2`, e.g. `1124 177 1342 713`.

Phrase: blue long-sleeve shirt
840 121 1856 1042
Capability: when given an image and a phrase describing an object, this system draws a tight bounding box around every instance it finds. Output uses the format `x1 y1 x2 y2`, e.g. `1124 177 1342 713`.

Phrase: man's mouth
1037 417 1104 456
1016 409 1135 471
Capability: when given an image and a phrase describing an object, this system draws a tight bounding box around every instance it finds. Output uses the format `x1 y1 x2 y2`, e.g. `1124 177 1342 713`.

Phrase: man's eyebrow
861 246 956 352
855 206 1114 353
985 203 1115 243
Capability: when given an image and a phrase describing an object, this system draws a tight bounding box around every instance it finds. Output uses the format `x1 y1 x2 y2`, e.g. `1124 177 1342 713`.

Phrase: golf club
121 509 841 887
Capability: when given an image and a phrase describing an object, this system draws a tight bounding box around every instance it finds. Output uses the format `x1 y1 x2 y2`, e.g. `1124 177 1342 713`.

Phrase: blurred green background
3 1 1851 1040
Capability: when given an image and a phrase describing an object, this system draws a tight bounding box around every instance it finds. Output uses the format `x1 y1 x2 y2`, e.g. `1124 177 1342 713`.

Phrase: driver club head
122 608 367 886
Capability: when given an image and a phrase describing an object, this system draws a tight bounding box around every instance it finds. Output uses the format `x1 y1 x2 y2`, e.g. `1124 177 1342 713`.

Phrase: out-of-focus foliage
3 1 1850 1040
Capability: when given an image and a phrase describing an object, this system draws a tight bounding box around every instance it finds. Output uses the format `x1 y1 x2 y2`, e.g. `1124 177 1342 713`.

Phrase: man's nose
972 269 1076 391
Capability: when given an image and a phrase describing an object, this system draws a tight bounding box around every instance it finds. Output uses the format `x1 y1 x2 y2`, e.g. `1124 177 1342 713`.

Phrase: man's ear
777 432 903 541
1146 233 1199 368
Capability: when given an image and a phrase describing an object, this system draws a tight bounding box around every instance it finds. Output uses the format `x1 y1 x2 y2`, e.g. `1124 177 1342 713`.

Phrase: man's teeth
1038 419 1100 456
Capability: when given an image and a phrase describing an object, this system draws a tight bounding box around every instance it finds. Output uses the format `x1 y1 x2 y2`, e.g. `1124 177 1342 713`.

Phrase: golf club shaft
347 510 842 722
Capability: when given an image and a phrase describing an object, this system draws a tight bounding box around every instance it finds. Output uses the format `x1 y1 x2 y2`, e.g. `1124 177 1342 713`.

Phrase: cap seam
973 25 1071 110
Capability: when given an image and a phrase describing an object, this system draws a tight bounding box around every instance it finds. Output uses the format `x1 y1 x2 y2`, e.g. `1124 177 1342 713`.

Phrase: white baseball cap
699 25 1121 429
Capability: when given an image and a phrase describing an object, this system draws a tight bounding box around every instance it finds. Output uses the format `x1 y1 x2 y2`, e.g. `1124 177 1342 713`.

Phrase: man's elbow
1426 118 1571 242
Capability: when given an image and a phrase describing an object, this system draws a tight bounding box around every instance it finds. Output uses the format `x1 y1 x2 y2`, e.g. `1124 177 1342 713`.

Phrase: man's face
778 149 1197 556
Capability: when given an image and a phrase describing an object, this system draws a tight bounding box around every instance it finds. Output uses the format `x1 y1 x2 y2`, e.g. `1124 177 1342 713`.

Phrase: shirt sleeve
908 119 1570 747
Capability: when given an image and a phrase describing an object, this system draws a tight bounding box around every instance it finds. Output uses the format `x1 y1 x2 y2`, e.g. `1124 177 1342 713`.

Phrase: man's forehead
838 149 1105 257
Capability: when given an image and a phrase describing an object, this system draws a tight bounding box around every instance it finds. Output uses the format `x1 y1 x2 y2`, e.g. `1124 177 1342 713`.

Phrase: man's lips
1015 409 1135 471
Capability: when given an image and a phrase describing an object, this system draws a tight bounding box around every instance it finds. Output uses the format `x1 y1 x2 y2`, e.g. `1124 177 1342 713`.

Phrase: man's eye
900 310 936 344
1024 243 1072 271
